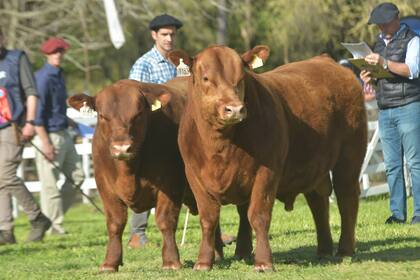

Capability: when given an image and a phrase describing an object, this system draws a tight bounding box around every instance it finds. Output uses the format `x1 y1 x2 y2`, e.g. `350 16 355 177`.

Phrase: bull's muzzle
110 142 134 160
220 104 247 124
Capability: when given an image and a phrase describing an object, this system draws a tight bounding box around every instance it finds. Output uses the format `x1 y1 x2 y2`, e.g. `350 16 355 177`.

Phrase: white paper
103 0 125 49
341 42 373 59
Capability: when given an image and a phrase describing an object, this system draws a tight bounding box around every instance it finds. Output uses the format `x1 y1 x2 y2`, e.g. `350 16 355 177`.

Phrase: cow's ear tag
80 101 96 117
250 54 264 69
176 58 191 77
151 100 162 111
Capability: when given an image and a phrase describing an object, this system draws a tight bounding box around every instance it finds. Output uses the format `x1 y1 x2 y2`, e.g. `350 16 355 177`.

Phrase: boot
0 229 16 245
27 213 52 242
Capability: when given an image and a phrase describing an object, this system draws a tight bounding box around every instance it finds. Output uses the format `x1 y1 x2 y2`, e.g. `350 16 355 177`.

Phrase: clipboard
341 42 395 79
348 58 395 79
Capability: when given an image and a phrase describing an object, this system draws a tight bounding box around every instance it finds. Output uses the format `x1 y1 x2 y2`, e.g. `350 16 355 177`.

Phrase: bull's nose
112 144 131 153
223 105 246 121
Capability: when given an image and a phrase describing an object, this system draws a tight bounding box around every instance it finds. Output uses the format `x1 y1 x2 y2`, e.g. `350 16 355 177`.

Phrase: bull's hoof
254 263 274 272
99 265 118 273
214 251 224 262
193 262 212 271
162 262 182 270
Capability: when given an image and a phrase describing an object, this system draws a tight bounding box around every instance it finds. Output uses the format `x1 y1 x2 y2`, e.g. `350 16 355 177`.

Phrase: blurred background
1 0 419 95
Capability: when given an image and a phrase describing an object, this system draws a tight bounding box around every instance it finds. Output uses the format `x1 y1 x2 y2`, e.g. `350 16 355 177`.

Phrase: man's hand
41 141 55 161
364 52 385 66
21 123 35 141
360 70 377 102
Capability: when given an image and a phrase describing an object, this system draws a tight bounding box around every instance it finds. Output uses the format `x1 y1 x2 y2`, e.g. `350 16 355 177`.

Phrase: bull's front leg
194 198 221 271
100 193 128 272
155 191 182 270
235 203 253 260
248 168 277 272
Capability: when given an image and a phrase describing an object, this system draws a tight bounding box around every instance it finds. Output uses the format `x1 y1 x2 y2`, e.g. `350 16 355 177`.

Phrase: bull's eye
99 114 109 121
203 76 209 82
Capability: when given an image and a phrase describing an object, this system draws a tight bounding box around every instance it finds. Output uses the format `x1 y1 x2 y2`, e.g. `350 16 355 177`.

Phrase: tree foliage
1 0 419 94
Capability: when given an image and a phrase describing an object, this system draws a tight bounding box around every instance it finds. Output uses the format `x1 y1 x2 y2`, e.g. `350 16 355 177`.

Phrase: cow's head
67 80 171 160
169 45 269 130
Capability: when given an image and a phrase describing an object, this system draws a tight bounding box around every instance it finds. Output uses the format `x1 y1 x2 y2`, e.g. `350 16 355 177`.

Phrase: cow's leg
304 181 333 256
100 193 128 272
234 203 253 260
214 222 224 261
248 169 277 271
194 199 220 271
332 142 364 257
155 191 182 270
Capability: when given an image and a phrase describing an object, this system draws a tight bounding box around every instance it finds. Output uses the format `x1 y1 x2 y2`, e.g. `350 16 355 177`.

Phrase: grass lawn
1 194 419 280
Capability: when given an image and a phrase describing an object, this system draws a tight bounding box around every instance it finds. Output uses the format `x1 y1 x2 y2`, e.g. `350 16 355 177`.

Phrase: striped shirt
129 46 176 84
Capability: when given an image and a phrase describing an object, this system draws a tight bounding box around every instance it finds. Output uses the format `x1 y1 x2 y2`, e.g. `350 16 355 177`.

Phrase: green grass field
1 194 419 280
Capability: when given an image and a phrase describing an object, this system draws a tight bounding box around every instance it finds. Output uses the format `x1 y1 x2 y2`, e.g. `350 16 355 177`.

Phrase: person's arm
34 72 55 160
19 53 37 140
363 37 419 78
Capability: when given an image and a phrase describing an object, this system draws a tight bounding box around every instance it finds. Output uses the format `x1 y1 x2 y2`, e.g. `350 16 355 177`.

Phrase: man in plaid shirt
127 14 183 249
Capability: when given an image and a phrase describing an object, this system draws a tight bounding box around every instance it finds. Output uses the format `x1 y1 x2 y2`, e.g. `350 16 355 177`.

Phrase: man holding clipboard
360 2 420 225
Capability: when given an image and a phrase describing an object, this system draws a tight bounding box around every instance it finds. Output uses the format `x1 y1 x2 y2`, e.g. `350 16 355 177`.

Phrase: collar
151 46 168 63
43 62 62 75
379 23 408 41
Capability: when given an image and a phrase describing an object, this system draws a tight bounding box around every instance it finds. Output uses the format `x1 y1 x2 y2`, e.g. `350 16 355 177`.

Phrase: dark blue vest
0 49 25 128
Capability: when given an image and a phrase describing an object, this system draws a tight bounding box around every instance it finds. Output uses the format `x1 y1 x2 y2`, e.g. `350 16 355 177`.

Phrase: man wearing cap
127 13 183 248
0 29 52 245
33 37 85 234
360 2 420 225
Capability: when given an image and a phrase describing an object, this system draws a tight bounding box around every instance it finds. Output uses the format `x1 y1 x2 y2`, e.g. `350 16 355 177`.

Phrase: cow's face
169 45 269 130
68 80 171 161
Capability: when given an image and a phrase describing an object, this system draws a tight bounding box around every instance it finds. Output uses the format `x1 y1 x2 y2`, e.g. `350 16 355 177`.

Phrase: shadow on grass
180 235 420 269
270 236 420 267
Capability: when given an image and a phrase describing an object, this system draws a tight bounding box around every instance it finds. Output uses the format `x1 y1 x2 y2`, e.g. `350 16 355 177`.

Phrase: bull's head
169 45 269 130
67 80 171 160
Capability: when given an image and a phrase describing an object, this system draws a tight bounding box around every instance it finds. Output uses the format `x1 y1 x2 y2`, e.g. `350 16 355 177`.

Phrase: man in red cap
33 37 85 235
0 29 52 245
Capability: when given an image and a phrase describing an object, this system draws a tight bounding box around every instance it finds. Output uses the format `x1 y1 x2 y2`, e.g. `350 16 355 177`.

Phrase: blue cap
368 2 399 25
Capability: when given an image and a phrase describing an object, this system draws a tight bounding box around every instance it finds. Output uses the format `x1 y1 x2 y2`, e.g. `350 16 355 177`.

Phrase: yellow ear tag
176 58 191 77
151 100 162 111
251 55 263 69
80 101 96 117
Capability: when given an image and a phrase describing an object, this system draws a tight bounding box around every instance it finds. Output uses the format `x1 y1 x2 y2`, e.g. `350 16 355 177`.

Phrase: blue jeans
379 101 420 221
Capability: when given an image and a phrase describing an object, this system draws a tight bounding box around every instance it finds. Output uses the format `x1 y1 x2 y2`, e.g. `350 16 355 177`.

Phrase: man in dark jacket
360 2 420 225
0 28 51 245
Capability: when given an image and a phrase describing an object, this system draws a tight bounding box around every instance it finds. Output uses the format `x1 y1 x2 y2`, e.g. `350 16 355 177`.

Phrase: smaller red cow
68 78 225 272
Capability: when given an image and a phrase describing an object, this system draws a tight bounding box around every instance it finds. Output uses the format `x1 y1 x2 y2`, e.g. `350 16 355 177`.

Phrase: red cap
40 37 70 54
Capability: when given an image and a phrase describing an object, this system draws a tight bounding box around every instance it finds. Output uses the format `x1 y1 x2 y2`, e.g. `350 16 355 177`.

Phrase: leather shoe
28 212 52 242
0 230 16 245
127 233 149 249
385 216 405 224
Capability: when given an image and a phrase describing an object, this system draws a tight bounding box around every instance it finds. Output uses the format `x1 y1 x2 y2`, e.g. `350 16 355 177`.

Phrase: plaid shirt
129 46 176 84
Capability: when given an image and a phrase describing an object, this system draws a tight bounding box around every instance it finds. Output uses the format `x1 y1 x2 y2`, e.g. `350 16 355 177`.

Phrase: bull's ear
67 94 96 111
168 50 192 68
241 45 270 70
139 83 173 111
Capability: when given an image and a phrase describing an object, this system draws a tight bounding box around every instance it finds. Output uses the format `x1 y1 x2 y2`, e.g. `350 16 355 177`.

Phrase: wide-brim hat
40 37 70 54
368 2 399 25
149 14 183 31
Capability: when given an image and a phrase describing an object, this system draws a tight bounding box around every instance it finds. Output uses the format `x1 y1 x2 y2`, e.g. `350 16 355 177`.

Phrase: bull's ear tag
176 58 191 77
251 55 264 69
80 101 96 117
151 100 162 111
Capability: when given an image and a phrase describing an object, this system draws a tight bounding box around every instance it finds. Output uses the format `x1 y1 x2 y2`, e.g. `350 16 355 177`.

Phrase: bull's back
258 56 366 192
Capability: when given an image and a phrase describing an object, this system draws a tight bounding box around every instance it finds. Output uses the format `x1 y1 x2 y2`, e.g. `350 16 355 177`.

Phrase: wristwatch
382 58 388 70
25 120 36 125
